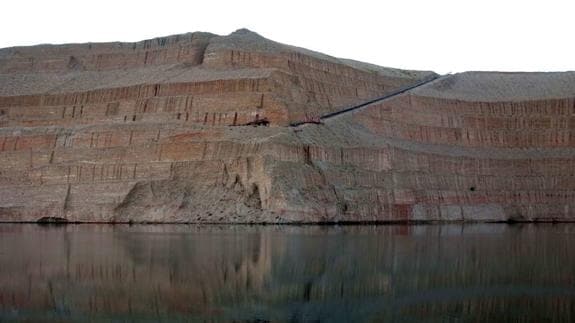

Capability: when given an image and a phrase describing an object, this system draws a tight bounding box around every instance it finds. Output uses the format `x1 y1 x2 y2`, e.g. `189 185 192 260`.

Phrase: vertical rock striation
292 72 575 222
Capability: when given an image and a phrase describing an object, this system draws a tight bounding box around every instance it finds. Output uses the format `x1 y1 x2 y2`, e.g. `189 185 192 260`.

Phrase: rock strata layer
0 30 573 222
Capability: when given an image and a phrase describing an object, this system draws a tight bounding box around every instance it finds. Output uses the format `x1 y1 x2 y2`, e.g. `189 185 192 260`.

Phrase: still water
0 224 574 322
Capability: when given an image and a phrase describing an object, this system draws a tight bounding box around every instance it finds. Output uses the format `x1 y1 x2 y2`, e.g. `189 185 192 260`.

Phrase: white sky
1 0 574 74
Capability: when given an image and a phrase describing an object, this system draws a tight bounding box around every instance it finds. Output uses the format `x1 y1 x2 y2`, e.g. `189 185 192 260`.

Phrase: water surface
0 224 574 322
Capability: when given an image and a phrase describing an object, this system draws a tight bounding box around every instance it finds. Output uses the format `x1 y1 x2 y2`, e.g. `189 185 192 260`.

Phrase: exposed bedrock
0 30 574 223
292 72 575 222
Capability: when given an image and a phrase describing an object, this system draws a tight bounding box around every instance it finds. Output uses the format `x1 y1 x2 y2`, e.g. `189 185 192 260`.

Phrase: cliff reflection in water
0 224 574 322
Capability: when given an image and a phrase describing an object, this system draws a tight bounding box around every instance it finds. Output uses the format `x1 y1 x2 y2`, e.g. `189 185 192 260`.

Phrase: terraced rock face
293 72 575 222
0 29 572 223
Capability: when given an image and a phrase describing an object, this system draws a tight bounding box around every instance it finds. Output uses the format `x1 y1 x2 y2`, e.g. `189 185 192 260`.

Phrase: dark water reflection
0 224 574 322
